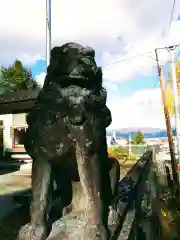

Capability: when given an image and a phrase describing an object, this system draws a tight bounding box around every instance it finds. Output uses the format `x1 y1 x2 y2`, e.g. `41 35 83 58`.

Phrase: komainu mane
18 42 120 240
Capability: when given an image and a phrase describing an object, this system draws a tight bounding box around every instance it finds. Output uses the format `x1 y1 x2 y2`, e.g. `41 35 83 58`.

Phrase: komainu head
45 42 103 89
27 42 112 129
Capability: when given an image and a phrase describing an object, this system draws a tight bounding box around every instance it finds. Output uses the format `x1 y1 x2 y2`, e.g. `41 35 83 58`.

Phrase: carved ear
51 46 66 58
103 107 112 128
94 67 103 87
85 47 95 58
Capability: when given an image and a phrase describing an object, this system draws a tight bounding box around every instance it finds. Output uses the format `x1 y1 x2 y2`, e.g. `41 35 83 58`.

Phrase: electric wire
166 0 176 45
102 51 155 69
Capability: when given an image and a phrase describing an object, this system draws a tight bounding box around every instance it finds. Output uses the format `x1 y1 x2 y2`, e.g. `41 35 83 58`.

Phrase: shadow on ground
0 156 31 233
0 203 30 239
0 161 134 240
0 153 29 175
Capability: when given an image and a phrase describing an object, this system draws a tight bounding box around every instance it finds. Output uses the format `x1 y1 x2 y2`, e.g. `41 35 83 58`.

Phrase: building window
13 127 27 148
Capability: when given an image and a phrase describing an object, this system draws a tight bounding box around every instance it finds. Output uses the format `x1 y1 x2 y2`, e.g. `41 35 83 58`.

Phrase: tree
132 131 144 145
0 60 40 93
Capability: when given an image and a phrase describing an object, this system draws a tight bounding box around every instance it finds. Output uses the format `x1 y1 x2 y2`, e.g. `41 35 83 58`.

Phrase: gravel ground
0 163 31 195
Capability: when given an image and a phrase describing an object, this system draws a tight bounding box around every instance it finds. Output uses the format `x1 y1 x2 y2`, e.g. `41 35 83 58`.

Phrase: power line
165 0 176 46
102 0 179 71
153 76 160 88
102 51 155 69
101 43 180 70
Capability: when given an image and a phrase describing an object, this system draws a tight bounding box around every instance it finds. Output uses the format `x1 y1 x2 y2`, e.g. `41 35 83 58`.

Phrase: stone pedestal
47 211 95 240
47 182 116 239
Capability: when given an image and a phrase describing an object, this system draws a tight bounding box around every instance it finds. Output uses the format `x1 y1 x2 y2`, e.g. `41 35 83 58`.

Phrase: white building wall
0 113 31 160
0 114 13 152
106 136 112 146
12 113 27 127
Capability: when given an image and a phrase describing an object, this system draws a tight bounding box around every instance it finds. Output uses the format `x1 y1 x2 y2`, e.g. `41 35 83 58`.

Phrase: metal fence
127 144 147 156
109 144 161 157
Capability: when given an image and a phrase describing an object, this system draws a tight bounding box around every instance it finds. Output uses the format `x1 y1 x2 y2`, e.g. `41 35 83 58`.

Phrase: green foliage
112 146 128 154
109 146 138 161
132 131 144 145
128 154 138 161
0 60 40 93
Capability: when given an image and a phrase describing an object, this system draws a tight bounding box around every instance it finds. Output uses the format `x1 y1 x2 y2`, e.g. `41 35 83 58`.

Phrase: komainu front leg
108 157 120 226
18 157 52 240
76 143 108 240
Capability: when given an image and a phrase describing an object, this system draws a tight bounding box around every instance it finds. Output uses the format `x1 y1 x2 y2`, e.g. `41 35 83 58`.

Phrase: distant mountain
107 127 176 139
107 127 166 134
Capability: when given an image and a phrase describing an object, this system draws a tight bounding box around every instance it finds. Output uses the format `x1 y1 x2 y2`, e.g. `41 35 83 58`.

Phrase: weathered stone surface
18 42 120 240
47 212 87 240
47 210 116 240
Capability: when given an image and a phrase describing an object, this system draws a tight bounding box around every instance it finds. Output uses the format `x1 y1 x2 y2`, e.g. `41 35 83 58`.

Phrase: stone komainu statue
18 43 120 240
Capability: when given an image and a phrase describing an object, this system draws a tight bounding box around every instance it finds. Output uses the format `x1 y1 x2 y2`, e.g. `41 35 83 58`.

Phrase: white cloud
102 52 156 82
18 54 44 66
102 20 180 82
107 87 167 129
0 0 180 73
1 0 180 129
35 72 46 87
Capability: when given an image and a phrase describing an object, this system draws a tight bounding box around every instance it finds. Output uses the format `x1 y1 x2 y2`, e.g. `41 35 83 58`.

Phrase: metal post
46 0 51 70
169 47 180 166
129 131 131 158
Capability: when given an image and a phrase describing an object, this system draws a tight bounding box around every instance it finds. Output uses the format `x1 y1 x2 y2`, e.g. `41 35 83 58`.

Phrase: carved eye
80 57 95 67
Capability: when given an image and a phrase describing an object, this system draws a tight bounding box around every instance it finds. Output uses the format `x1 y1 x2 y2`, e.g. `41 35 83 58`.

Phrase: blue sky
0 0 180 129
31 51 180 98
31 58 159 98
31 60 46 78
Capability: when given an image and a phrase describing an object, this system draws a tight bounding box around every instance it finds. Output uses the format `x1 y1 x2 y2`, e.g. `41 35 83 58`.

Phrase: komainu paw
18 223 51 240
85 224 108 240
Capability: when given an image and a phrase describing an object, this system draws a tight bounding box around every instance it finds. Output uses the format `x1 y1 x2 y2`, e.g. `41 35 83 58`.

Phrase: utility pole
155 49 178 186
46 0 51 69
128 131 132 158
167 46 180 167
